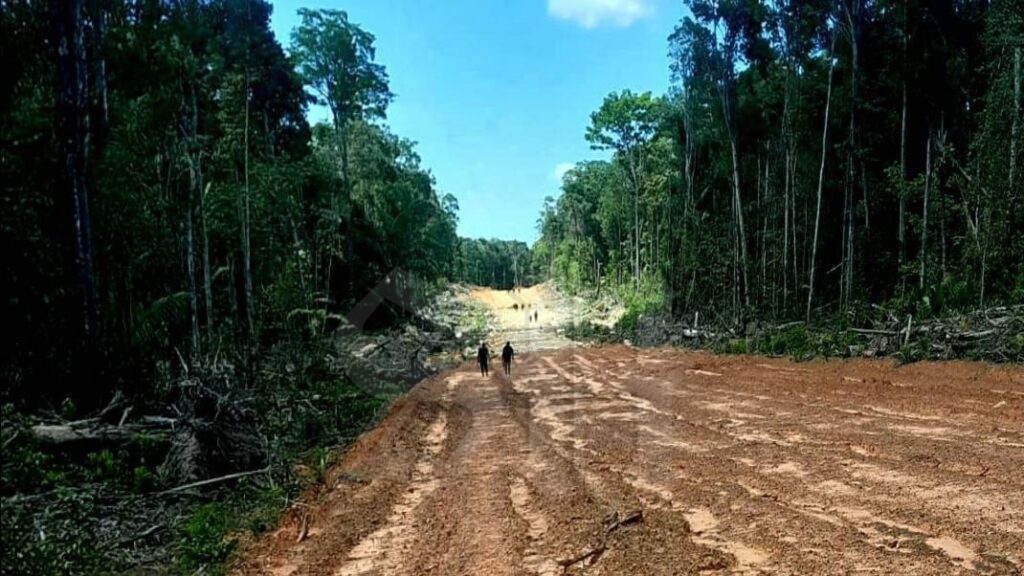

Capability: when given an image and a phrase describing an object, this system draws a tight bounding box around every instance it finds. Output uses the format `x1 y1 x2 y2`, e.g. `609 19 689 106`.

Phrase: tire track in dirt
522 347 1023 574
332 411 448 575
331 373 467 576
508 474 560 576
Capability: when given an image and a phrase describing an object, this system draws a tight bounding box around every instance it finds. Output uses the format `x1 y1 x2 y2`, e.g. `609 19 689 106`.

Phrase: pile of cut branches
850 305 1024 361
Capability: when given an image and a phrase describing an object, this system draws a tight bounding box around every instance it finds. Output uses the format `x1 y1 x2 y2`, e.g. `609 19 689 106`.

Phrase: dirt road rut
234 345 1024 575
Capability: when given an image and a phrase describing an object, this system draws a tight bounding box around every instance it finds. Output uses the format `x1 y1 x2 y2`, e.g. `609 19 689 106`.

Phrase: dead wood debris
557 509 644 572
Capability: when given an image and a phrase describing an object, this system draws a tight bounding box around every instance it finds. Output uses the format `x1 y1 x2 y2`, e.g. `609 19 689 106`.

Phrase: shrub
0 490 102 576
132 466 158 493
176 502 235 575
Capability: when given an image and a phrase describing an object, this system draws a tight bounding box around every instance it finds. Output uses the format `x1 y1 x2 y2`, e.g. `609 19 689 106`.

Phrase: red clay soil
230 346 1024 576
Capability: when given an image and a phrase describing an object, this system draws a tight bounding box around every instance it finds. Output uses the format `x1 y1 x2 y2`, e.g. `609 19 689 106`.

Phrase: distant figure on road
502 341 514 376
534 310 538 322
478 343 490 376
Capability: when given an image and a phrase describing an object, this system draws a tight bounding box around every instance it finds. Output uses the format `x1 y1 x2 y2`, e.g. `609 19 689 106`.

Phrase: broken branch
155 467 270 495
557 543 606 569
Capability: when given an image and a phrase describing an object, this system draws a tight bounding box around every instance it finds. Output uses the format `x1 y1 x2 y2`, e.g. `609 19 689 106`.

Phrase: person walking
501 341 514 376
477 343 490 376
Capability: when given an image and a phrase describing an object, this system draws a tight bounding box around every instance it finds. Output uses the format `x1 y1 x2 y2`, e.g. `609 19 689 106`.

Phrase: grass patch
174 483 288 575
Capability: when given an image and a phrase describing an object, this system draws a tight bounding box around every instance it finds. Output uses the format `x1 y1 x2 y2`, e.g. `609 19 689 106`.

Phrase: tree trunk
182 81 204 357
242 75 255 345
781 65 792 310
201 179 213 337
898 2 908 277
625 149 644 288
729 132 749 311
761 150 769 308
186 81 214 339
938 125 947 276
791 147 799 305
807 32 837 321
341 123 354 297
635 176 640 286
841 154 852 308
783 146 790 308
185 168 199 357
919 130 932 290
57 0 99 343
87 0 108 145
1011 47 1021 198
843 0 860 310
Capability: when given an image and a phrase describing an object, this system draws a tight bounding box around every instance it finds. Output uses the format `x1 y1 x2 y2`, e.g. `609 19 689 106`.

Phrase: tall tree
56 0 99 344
808 26 838 321
585 90 662 287
291 8 392 300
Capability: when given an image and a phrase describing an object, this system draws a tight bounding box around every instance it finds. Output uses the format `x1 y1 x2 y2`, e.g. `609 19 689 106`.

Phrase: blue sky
269 0 685 243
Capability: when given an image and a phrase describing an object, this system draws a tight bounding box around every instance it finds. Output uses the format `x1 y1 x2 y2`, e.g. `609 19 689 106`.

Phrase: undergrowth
0 338 405 576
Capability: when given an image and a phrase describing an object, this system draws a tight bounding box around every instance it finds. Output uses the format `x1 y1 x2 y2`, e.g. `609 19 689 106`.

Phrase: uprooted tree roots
160 362 266 486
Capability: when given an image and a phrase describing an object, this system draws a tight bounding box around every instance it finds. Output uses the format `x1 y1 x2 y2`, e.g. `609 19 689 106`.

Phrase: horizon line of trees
455 237 539 290
535 0 1022 325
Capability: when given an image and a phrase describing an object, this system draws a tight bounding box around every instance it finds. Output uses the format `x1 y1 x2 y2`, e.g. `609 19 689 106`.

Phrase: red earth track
232 345 1023 575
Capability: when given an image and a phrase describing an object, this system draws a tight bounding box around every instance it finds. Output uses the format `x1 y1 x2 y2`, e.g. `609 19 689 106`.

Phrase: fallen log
30 421 171 451
850 328 898 337
32 423 136 446
773 321 805 331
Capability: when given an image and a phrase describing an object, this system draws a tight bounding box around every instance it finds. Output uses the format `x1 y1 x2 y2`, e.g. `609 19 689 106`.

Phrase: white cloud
547 0 654 29
553 162 575 182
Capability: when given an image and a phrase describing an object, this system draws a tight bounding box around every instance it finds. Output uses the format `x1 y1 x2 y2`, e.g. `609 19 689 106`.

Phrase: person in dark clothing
477 343 490 376
534 310 538 322
501 341 514 376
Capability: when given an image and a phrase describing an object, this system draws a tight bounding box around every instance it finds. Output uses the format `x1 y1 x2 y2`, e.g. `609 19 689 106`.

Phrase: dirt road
465 283 578 352
234 290 1024 576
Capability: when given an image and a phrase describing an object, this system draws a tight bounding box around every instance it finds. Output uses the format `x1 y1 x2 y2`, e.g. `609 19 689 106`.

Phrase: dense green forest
536 0 1023 326
1 0 468 409
456 238 538 290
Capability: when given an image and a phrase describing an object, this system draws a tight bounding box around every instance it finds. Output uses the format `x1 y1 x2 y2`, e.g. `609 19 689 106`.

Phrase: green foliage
1 3 467 572
1008 333 1024 359
586 91 664 153
2 0 461 408
535 0 1023 336
85 449 121 482
712 324 865 361
132 466 158 493
0 490 103 576
291 9 392 124
759 325 812 357
176 502 236 575
616 308 642 339
59 398 77 420
130 432 167 465
719 339 750 355
457 238 535 289
174 483 287 575
1 405 53 494
564 321 615 343
257 343 396 458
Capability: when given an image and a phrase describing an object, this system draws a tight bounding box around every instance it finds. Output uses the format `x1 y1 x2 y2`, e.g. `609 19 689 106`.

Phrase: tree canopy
0 0 458 406
538 0 1023 325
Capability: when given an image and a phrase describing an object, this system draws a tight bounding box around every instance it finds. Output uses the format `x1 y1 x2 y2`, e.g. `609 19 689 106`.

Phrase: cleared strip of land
234 341 1023 575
